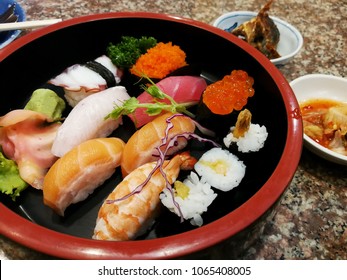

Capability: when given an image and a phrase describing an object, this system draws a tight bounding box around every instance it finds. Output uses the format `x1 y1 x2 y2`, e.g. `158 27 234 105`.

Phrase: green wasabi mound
24 88 66 120
0 151 28 201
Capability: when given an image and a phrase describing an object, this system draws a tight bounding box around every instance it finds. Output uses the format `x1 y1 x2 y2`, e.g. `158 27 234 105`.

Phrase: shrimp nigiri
43 137 125 216
93 152 195 241
120 113 195 177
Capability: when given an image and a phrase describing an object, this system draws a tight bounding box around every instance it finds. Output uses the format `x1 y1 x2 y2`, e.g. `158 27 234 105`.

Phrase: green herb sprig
106 75 196 120
106 36 157 68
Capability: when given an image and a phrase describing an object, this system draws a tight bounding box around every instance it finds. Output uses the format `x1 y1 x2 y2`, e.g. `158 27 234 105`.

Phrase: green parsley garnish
106 36 157 68
106 75 196 120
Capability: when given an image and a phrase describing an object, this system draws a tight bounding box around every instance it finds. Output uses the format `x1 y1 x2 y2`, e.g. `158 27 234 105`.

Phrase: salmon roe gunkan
202 70 255 115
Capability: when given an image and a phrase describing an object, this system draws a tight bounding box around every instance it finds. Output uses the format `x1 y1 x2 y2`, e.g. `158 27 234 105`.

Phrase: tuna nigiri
120 113 195 177
129 75 207 128
93 152 194 241
51 86 130 157
50 55 123 107
43 137 125 216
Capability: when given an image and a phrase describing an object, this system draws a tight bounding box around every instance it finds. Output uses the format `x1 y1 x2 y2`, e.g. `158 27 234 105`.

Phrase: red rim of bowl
0 12 303 259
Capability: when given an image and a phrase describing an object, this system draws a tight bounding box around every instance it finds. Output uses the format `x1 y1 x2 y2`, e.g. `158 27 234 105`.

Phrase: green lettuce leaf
0 151 28 201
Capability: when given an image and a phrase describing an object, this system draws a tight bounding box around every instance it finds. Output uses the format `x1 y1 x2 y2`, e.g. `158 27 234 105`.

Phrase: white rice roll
223 123 268 153
194 147 246 192
160 171 217 226
51 86 130 157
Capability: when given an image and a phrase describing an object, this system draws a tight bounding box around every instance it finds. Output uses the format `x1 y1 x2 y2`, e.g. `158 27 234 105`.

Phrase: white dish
0 0 26 49
290 74 347 165
213 11 303 66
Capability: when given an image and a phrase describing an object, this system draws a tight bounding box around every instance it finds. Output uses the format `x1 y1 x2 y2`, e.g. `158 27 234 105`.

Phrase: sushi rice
161 147 246 226
194 147 246 192
223 123 268 153
160 171 217 226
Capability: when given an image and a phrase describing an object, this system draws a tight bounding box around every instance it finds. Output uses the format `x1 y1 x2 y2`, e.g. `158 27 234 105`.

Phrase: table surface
1 0 346 260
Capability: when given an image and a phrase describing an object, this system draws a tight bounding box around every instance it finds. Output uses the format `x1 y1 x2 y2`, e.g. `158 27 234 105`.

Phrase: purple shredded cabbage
106 113 219 222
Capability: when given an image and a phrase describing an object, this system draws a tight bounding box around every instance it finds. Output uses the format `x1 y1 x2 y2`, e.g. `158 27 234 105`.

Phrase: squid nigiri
120 112 195 177
51 86 130 157
49 55 123 107
93 152 194 241
43 137 125 216
130 75 207 128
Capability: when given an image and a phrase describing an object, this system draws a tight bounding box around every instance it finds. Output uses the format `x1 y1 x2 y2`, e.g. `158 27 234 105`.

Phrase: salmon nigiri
93 152 195 241
43 137 125 216
120 113 195 177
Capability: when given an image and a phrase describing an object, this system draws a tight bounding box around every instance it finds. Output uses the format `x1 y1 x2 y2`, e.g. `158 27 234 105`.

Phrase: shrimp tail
93 152 196 241
176 151 197 170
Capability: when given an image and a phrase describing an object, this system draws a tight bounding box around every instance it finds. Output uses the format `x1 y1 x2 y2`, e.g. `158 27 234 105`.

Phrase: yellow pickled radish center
200 159 228 176
174 181 190 199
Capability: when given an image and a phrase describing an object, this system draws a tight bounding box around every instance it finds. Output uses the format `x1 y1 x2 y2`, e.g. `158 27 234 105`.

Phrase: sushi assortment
0 35 270 241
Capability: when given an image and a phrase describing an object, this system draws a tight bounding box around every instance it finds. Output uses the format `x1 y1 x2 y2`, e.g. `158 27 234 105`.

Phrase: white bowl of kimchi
290 74 347 165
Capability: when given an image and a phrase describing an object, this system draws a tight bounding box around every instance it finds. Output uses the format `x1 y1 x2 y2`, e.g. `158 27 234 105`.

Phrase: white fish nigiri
51 86 130 157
